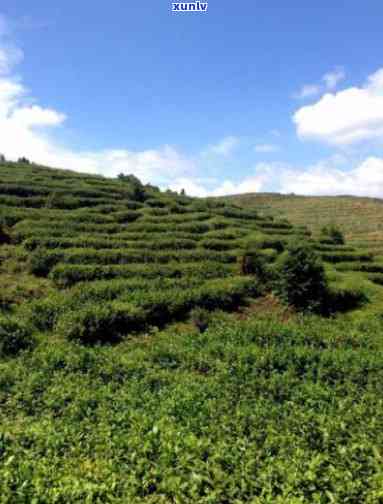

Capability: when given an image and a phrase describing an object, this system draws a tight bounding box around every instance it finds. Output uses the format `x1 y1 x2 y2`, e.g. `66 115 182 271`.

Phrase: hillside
1 162 383 502
0 162 308 326
225 193 383 253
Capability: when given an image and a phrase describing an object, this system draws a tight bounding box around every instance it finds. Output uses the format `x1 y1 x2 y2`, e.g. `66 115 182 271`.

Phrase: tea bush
58 302 146 344
0 315 35 357
50 262 235 287
190 307 210 332
0 224 11 245
239 251 270 281
28 247 61 276
320 224 345 245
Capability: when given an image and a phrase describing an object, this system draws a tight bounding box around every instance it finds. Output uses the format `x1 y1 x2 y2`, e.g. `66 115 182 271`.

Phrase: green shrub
50 262 234 287
320 251 373 263
145 198 166 208
325 282 368 314
258 220 292 230
36 248 236 268
0 316 35 357
320 225 345 245
113 210 141 223
169 203 188 214
27 293 70 331
28 248 61 277
243 235 285 253
190 307 210 333
0 224 11 245
200 239 236 251
215 207 258 220
238 251 270 283
57 302 146 344
274 241 328 312
336 262 383 273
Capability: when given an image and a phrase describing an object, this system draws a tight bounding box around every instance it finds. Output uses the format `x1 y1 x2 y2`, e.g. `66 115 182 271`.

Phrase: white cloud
293 68 383 145
169 164 274 197
322 67 345 90
278 156 383 197
0 45 23 75
206 136 240 157
254 143 280 153
209 175 265 196
11 105 66 127
294 84 322 100
176 155 383 198
169 174 266 197
167 177 211 197
294 66 345 100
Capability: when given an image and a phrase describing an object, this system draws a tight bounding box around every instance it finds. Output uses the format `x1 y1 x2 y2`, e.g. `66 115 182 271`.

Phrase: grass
1 161 383 501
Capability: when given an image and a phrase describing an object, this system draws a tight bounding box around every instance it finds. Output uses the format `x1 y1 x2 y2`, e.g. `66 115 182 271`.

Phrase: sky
0 1 383 196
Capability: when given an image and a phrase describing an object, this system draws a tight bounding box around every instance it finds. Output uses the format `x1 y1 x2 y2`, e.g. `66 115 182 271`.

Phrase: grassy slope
225 193 383 251
1 164 383 502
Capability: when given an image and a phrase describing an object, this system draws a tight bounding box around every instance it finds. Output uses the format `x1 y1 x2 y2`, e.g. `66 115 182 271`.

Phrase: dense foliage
273 241 328 312
319 225 345 245
1 311 383 502
1 161 383 502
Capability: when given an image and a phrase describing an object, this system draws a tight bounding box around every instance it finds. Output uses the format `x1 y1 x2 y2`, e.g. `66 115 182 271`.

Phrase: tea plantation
226 192 383 255
1 161 383 502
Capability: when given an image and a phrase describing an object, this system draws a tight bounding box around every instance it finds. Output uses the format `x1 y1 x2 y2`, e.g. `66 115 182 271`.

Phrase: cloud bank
294 68 383 145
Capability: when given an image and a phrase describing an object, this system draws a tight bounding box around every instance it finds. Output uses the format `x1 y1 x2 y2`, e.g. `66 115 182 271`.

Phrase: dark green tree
117 173 146 202
274 241 327 312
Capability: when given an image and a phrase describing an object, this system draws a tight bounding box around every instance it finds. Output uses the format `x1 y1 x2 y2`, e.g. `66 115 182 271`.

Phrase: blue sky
0 1 383 196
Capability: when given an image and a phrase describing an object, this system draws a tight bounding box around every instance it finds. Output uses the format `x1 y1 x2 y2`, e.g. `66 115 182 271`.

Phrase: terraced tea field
1 162 383 502
225 193 383 254
0 163 309 338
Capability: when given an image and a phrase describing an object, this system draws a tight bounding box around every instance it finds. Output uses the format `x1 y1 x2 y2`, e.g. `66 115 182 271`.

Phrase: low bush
239 251 270 282
258 220 292 230
34 248 237 269
336 262 383 273
320 251 373 263
113 210 141 223
0 224 11 245
27 293 71 331
28 248 61 277
242 234 285 252
57 302 146 344
169 203 189 214
145 198 166 208
320 225 345 245
58 277 256 342
325 281 368 314
50 262 234 287
215 207 258 220
190 307 210 333
200 239 237 251
0 315 35 357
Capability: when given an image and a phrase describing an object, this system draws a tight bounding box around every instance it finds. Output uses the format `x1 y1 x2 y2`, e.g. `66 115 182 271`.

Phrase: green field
225 193 383 254
1 162 383 502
